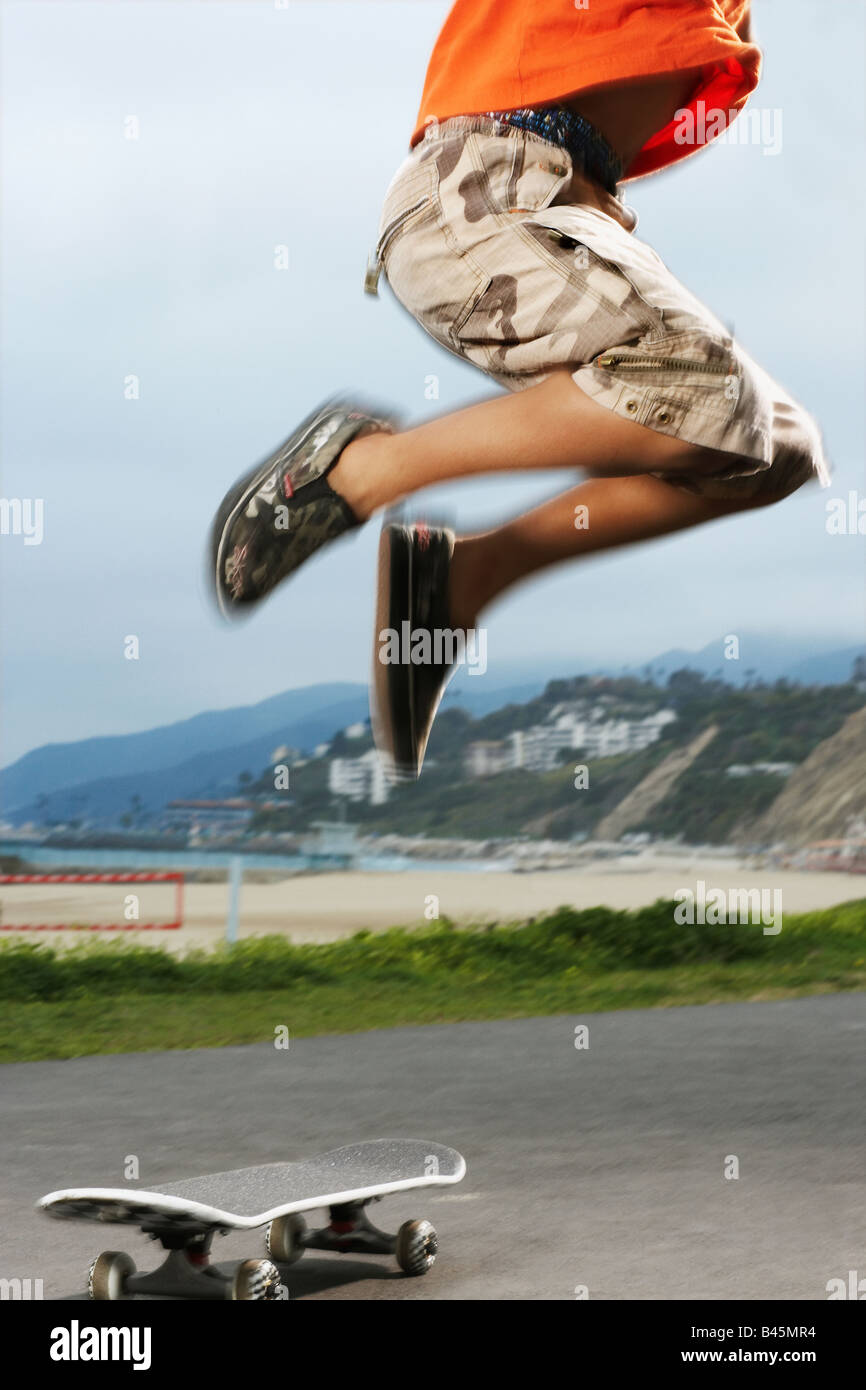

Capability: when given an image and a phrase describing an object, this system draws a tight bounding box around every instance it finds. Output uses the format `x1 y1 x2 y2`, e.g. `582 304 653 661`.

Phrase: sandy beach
1 857 862 951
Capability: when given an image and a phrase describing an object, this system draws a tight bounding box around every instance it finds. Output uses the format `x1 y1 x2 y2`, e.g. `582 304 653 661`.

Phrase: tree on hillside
665 668 706 697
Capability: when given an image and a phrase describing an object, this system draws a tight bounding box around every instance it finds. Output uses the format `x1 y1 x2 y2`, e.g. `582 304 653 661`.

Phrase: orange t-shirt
411 0 761 180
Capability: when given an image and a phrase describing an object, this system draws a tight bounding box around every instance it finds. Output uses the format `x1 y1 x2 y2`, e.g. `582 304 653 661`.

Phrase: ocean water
0 842 506 875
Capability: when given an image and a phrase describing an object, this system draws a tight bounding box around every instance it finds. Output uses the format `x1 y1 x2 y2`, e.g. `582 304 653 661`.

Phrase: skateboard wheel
395 1220 437 1276
230 1258 283 1301
88 1251 136 1301
266 1213 306 1265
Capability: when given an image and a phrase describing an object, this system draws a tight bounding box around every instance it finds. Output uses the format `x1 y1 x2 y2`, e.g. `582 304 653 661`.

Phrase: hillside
251 673 866 846
595 725 719 840
0 676 549 825
4 639 862 827
2 694 371 825
0 683 368 813
6 664 865 846
744 706 866 846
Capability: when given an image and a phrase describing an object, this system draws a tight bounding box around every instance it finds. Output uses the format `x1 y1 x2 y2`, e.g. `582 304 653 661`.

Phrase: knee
653 434 739 477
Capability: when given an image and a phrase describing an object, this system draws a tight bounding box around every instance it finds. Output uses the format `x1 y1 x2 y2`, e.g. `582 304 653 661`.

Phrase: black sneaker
210 397 395 619
371 521 461 780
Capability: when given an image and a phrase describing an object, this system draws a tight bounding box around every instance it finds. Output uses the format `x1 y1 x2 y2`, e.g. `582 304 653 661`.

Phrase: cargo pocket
464 130 574 216
379 174 493 362
520 214 664 332
593 329 741 424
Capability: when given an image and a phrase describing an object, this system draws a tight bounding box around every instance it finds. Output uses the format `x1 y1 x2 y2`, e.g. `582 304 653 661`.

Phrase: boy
210 0 828 779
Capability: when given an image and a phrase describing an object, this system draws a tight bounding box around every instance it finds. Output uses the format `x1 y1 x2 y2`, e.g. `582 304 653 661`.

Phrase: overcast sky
1 0 864 765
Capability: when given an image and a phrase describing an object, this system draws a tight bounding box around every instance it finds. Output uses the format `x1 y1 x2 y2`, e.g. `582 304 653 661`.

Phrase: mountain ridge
3 636 862 825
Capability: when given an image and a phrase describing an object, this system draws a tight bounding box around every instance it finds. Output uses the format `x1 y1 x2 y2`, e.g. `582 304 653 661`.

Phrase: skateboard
38 1138 466 1301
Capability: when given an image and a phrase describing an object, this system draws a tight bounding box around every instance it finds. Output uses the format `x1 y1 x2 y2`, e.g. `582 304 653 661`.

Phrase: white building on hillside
329 749 390 804
466 740 514 778
507 726 574 772
465 708 677 777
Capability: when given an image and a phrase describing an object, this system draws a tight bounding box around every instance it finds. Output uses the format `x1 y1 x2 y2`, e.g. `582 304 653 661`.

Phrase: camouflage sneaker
210 398 396 619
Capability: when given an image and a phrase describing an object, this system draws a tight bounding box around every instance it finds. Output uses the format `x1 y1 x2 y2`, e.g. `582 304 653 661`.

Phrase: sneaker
210 397 395 618
371 520 460 780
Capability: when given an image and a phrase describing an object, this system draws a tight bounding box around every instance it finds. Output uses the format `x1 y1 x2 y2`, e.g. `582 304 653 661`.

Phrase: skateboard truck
90 1222 283 1302
85 1202 438 1301
268 1197 438 1275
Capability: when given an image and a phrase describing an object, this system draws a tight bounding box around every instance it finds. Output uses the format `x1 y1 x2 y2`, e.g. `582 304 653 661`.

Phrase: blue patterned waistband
484 107 623 194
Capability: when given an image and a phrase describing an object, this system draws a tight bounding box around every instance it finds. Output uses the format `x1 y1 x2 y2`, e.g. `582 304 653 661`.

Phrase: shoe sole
371 522 419 779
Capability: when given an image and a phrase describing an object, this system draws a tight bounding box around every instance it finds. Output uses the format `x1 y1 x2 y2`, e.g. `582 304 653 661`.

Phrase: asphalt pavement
2 995 863 1300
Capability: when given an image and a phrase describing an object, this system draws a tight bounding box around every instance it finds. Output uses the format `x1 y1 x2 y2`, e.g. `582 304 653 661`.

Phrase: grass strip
1 898 863 1061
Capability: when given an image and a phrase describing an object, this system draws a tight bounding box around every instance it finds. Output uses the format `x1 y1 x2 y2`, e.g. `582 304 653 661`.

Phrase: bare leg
329 372 737 520
355 375 779 779
448 473 775 631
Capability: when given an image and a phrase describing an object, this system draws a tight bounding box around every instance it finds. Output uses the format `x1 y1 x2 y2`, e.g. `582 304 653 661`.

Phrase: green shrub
0 898 863 1003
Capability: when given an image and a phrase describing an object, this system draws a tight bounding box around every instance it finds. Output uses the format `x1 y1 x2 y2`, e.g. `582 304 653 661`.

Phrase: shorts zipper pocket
377 196 430 257
367 195 432 295
595 351 730 376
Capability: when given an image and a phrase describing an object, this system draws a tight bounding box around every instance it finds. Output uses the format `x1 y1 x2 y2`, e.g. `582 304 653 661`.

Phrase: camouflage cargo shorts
373 116 829 501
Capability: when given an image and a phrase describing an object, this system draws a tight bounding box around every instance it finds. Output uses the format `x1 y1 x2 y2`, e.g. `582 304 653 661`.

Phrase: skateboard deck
40 1139 465 1228
38 1139 466 1300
